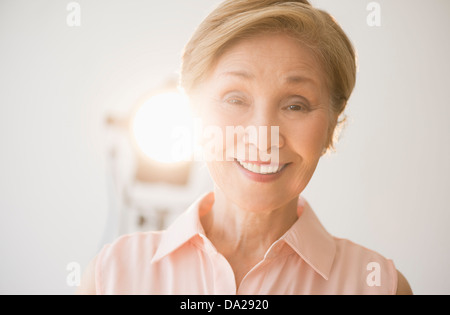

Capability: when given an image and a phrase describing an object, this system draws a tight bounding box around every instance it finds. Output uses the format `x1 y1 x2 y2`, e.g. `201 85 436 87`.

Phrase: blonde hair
180 0 357 152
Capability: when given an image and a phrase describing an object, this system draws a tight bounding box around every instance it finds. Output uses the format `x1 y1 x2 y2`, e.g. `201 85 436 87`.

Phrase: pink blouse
95 192 397 295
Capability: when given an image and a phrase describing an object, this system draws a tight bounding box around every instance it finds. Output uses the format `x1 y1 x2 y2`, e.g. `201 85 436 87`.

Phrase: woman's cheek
291 114 330 159
205 160 235 193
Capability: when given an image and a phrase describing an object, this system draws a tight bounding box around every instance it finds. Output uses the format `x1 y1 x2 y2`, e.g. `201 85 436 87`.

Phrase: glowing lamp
131 91 193 164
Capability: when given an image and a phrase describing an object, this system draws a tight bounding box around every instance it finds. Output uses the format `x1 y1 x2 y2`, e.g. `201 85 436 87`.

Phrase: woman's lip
237 161 274 165
234 159 290 183
235 159 287 166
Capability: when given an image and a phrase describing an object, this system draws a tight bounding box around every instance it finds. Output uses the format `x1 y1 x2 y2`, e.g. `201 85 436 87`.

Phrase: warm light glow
132 92 193 164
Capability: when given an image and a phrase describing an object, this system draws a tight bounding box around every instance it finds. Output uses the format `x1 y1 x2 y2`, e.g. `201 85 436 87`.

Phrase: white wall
0 0 448 294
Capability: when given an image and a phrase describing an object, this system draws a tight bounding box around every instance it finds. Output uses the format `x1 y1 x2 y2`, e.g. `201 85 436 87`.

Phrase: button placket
200 234 237 295
237 240 288 294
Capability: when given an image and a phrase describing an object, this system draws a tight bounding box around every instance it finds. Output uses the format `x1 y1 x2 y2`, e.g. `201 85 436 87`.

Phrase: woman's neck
201 187 299 259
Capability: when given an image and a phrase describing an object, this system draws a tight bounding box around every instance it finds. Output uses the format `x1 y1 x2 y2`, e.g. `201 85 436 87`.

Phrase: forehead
210 33 325 87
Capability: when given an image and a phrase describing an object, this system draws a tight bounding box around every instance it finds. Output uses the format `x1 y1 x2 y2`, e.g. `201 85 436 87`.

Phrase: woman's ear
323 109 345 156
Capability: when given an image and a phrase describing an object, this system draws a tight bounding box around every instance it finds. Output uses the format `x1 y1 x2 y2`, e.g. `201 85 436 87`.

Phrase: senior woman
78 0 412 295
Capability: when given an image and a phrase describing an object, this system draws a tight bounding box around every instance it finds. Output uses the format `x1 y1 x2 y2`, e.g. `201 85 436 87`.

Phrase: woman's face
194 33 333 212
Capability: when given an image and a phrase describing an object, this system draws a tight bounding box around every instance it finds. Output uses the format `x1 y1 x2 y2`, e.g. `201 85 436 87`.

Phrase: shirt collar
151 191 336 280
281 198 336 280
151 192 211 263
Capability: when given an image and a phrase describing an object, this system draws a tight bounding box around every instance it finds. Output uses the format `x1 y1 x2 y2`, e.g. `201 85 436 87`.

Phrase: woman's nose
242 106 285 161
243 126 284 151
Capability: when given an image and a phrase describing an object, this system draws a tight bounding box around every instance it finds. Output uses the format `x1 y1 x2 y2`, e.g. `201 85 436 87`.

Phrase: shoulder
330 237 399 294
98 231 164 262
94 231 164 294
76 231 164 295
333 237 390 263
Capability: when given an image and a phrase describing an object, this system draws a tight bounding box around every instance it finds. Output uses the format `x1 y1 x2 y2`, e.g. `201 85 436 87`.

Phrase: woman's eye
226 98 245 105
288 104 306 112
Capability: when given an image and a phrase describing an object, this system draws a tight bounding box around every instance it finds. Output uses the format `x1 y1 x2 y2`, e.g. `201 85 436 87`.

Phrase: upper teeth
237 160 284 174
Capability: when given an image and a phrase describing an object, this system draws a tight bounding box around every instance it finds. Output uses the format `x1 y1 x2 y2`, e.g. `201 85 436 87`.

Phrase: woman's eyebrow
285 74 320 87
217 70 318 87
285 75 317 86
218 70 255 80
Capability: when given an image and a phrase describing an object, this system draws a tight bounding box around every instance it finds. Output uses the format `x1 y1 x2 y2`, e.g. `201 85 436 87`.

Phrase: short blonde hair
180 0 357 151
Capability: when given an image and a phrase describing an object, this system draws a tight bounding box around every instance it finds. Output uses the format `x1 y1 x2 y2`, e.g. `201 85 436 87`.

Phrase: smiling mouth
235 159 288 175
